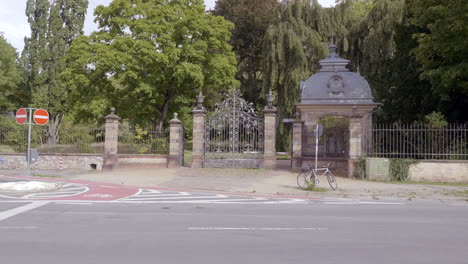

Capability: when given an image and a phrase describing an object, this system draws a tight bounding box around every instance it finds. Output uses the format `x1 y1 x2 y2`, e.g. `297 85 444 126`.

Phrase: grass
0 144 16 153
276 154 291 160
306 182 328 192
184 150 192 165
33 174 62 178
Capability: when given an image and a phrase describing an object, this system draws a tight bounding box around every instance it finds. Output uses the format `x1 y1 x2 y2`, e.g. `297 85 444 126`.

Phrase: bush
0 115 42 152
353 156 366 179
389 159 416 181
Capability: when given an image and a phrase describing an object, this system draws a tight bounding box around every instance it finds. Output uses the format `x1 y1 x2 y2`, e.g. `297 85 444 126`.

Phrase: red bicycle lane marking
4 175 322 201
2 175 139 201
50 184 139 201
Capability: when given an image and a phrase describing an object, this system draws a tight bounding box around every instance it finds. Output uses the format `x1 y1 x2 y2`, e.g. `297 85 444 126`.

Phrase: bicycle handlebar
307 163 331 168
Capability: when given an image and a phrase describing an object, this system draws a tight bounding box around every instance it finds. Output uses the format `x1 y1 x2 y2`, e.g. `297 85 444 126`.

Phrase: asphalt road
0 201 467 264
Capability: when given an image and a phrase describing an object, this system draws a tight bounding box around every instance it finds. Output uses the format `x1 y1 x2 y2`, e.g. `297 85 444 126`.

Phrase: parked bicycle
297 163 338 190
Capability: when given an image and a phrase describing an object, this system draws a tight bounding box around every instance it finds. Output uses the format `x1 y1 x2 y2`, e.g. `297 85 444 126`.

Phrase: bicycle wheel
297 172 310 189
326 171 338 190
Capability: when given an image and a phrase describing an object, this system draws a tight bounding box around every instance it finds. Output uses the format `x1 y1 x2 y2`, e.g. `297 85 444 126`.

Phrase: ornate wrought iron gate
204 90 264 168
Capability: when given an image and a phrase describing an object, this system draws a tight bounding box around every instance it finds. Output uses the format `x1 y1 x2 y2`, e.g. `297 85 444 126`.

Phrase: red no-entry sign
33 109 49 125
16 108 27 124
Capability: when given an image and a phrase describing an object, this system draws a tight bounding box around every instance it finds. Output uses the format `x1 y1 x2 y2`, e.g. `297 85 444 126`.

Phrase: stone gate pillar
104 107 120 169
168 113 183 168
348 115 362 177
291 118 304 169
263 90 277 169
191 91 206 168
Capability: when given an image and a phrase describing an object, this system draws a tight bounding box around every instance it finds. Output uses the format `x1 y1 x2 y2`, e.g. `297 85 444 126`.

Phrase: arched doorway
301 116 349 176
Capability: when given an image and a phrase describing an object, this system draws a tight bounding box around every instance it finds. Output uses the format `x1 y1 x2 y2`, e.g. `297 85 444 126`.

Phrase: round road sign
33 109 49 125
16 108 27 124
315 124 323 137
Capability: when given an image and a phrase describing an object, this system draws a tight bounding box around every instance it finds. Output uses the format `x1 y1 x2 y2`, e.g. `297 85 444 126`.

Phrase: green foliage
118 123 168 154
319 116 349 129
389 158 416 181
409 0 468 119
261 0 328 150
306 181 327 192
424 112 448 128
0 35 22 113
0 116 42 153
58 120 97 153
371 16 438 123
63 0 238 131
213 0 281 105
353 156 367 179
22 0 89 144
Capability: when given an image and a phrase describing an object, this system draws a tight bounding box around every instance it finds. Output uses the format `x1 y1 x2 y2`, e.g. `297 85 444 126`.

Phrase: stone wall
366 158 468 183
0 153 171 170
409 161 468 183
0 154 103 170
116 155 167 168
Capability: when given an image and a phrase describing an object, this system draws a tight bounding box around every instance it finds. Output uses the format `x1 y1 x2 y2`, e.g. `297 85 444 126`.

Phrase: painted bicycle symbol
84 194 113 198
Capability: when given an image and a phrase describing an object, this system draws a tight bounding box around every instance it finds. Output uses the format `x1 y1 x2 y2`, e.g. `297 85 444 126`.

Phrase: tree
409 0 468 122
372 16 439 123
62 0 238 131
0 34 22 112
22 0 89 143
261 0 329 150
213 0 281 105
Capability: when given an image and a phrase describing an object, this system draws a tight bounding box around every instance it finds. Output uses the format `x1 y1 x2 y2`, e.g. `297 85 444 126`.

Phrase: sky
0 0 336 54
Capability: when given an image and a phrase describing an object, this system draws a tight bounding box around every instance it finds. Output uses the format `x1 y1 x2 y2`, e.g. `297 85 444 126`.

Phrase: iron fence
118 126 169 155
0 126 105 154
364 124 468 160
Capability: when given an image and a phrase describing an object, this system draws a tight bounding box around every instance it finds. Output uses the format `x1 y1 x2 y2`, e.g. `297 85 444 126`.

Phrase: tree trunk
153 85 175 133
47 113 63 145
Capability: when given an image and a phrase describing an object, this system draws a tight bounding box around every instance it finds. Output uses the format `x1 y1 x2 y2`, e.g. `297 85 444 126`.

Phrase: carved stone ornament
328 74 344 96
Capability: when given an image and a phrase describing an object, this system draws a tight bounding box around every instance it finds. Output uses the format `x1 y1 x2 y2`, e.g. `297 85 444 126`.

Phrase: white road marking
54 202 93 205
98 185 119 188
323 201 405 205
0 226 37 229
0 201 49 221
359 201 405 205
121 194 227 201
84 194 113 198
188 227 328 231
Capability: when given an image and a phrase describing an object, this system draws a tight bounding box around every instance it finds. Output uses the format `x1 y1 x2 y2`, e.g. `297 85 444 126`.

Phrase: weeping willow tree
261 0 366 151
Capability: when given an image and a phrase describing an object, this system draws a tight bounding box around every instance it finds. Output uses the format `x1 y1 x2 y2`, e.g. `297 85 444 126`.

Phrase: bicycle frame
297 162 337 190
311 167 329 184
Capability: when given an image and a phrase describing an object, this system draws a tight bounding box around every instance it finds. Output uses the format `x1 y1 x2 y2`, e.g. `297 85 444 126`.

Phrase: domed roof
300 44 377 105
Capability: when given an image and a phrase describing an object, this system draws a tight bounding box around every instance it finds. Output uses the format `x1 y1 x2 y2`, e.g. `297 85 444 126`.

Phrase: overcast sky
0 0 335 54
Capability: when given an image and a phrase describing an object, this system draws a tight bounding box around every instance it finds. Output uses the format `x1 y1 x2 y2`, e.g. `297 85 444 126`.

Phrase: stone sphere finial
110 107 115 114
174 112 178 119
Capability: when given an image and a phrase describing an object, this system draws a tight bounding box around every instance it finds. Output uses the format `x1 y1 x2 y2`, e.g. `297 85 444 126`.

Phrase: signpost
314 124 323 183
16 108 27 124
15 107 49 177
33 109 49 125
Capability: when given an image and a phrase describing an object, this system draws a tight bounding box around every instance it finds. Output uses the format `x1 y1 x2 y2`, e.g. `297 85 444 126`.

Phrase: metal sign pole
314 124 318 177
27 108 33 177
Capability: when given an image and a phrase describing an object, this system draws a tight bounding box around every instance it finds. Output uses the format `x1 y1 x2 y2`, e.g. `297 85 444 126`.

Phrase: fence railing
0 126 105 154
118 126 169 155
364 124 468 160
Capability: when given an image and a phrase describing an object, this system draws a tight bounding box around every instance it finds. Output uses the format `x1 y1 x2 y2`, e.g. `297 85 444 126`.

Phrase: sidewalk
2 167 466 202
